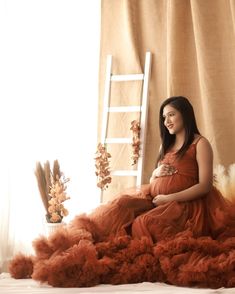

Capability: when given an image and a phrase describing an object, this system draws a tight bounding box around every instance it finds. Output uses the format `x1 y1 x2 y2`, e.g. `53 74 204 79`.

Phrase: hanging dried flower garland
130 120 141 165
94 143 112 190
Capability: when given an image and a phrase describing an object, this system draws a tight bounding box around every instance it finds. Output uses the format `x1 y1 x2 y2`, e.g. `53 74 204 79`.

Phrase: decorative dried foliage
34 160 70 223
130 120 141 165
47 173 70 223
53 159 61 182
44 161 51 201
94 143 112 190
34 162 49 212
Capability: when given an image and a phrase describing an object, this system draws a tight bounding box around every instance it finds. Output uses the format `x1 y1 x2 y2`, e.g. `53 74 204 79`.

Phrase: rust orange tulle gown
9 138 235 288
90 139 235 242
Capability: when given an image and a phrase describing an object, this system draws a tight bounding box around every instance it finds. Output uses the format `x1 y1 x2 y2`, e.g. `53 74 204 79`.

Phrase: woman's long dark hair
156 96 200 165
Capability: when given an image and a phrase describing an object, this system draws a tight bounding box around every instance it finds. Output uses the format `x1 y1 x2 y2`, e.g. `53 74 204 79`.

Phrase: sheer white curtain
0 0 101 271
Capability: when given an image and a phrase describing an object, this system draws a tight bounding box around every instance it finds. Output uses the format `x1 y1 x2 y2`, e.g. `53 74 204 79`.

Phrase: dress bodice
161 143 199 179
149 143 199 197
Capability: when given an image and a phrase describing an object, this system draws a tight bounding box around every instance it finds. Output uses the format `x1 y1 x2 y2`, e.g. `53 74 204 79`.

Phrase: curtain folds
99 0 235 202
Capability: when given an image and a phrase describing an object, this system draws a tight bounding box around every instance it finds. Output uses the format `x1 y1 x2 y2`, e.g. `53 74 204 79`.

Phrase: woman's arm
153 138 213 206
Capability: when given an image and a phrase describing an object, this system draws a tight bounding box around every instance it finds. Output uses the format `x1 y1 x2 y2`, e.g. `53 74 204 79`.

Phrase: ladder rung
111 74 144 82
108 106 142 112
105 138 132 144
111 170 138 176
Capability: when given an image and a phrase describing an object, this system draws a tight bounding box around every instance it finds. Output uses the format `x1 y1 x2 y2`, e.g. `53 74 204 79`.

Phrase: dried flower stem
94 143 112 190
47 174 70 223
130 120 141 165
35 160 70 223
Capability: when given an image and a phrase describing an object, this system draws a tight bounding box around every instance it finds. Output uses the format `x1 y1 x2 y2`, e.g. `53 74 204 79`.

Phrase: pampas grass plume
228 163 235 200
35 162 48 212
214 163 235 201
44 160 51 200
53 160 61 181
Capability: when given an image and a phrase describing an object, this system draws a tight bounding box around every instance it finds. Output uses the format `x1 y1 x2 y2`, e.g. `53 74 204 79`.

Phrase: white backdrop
0 0 101 270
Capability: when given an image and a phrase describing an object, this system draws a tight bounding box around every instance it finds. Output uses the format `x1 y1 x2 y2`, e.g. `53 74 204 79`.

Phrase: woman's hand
150 164 177 182
152 194 172 206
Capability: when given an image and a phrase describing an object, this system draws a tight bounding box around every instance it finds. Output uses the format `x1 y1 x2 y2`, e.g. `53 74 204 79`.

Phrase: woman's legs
89 195 154 240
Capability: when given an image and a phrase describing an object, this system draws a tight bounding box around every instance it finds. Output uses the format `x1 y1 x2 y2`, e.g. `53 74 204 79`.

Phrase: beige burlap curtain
98 0 235 202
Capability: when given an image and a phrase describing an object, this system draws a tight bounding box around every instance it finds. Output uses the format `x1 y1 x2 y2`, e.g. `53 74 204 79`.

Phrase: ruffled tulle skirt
8 164 235 288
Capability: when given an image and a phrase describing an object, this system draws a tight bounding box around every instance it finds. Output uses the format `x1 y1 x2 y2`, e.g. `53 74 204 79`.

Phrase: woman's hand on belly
152 194 173 206
150 164 177 183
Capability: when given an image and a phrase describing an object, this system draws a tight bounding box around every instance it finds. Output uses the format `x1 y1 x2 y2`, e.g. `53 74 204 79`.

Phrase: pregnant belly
150 174 197 197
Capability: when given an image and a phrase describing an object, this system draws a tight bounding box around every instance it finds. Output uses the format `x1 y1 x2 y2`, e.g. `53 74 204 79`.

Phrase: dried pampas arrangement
130 120 141 165
94 143 112 190
35 160 70 223
213 163 235 201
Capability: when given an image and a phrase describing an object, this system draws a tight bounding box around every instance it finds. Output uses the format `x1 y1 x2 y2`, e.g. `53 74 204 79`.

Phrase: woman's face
163 104 184 135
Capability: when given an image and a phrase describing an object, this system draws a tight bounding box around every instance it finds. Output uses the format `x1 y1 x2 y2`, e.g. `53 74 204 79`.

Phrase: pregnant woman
10 96 235 288
89 96 233 243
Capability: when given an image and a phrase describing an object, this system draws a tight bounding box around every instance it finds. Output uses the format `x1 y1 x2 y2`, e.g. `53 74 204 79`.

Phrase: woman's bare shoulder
193 135 211 146
195 136 213 157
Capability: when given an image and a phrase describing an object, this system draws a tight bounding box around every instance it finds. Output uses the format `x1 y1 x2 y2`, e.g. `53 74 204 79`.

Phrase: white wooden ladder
100 52 152 192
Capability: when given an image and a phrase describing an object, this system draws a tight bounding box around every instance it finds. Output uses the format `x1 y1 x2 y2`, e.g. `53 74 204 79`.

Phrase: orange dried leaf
94 143 112 190
130 120 141 165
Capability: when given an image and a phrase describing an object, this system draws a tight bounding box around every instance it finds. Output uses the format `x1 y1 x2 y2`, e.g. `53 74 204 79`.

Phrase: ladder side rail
100 55 112 202
101 55 113 144
136 52 152 186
